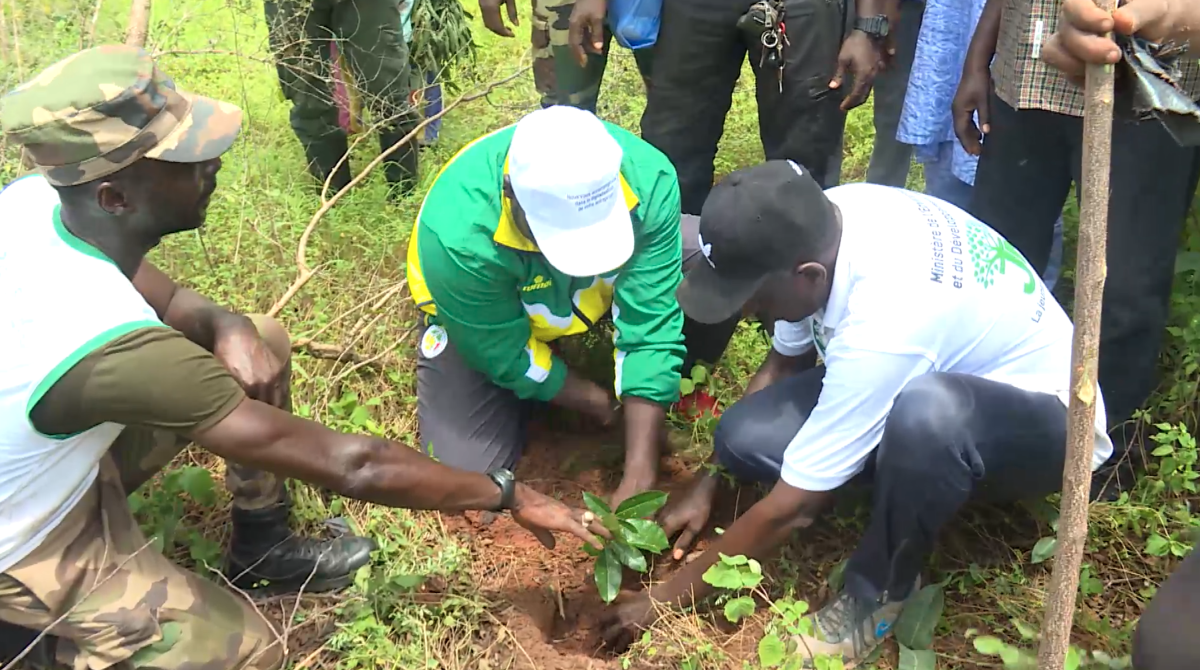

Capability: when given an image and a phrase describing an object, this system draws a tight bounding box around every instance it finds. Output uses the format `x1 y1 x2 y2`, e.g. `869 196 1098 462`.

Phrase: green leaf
595 546 622 604
894 584 945 650
1152 445 1176 457
680 378 696 396
1147 533 1171 556
1065 646 1081 670
582 491 613 517
826 559 847 592
178 467 216 506
1010 618 1039 641
1031 536 1058 564
582 541 602 557
898 644 937 670
690 365 709 384
723 596 756 623
973 636 1005 656
757 633 786 668
721 553 749 566
623 518 670 553
615 490 669 519
610 540 648 573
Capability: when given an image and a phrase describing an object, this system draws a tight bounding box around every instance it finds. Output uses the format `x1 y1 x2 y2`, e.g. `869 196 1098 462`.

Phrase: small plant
969 622 1131 669
581 491 671 603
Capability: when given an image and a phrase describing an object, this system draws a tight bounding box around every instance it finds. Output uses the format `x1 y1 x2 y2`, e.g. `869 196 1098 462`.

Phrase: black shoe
301 134 353 197
225 492 376 595
379 128 419 200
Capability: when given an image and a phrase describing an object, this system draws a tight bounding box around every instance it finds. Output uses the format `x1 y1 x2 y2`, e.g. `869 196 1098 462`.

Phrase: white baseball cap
507 106 634 277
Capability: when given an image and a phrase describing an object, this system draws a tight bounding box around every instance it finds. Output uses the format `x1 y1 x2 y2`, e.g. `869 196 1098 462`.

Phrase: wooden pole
124 0 151 47
1036 2 1115 668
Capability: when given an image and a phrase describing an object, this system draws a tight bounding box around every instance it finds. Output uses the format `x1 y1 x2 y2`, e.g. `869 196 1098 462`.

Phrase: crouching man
0 45 605 669
601 161 1112 668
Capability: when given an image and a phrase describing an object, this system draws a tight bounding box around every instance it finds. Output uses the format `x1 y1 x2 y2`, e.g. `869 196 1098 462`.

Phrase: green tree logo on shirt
966 222 1037 295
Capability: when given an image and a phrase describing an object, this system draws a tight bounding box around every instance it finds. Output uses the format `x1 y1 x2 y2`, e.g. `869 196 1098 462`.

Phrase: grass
3 0 1200 668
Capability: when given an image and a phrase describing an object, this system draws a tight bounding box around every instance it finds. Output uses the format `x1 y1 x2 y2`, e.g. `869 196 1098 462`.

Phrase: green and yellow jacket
406 121 685 404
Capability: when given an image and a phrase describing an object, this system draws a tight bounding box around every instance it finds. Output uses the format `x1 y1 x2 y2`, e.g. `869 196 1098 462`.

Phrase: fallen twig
266 65 531 318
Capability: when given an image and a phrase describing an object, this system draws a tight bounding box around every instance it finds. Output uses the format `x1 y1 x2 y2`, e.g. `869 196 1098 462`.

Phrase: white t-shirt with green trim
0 175 164 572
772 184 1113 492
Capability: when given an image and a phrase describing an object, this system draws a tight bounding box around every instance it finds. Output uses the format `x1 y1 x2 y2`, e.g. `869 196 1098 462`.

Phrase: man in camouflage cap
0 46 609 668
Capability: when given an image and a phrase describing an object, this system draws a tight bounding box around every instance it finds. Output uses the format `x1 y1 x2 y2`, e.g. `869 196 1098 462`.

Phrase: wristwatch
854 14 890 40
487 467 517 511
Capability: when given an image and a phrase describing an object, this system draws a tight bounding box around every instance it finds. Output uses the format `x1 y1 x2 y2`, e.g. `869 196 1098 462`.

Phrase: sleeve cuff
779 462 858 493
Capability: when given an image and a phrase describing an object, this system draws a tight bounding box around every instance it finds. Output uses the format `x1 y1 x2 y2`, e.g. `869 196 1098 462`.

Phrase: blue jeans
714 368 1069 602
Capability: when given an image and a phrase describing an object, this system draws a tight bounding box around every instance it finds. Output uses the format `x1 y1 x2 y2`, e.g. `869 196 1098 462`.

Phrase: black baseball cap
677 159 836 324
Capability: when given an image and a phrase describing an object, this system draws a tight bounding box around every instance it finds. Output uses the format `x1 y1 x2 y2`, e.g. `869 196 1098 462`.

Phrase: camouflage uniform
0 46 374 667
532 0 653 112
530 0 558 107
264 0 421 194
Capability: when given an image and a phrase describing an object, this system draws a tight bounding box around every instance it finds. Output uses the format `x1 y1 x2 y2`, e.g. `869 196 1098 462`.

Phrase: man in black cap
600 161 1113 667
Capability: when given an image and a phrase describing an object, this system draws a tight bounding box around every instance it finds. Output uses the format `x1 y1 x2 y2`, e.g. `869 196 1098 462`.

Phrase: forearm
855 0 897 18
745 349 816 397
648 494 821 607
163 286 249 352
551 367 614 420
967 0 1004 66
621 397 665 486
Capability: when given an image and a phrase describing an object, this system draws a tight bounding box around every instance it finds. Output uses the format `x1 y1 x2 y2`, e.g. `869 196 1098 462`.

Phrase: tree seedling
581 491 671 603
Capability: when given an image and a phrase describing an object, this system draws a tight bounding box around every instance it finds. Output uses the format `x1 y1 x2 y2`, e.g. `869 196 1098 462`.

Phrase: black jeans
640 0 849 214
713 369 1069 601
1132 546 1200 670
970 94 1200 441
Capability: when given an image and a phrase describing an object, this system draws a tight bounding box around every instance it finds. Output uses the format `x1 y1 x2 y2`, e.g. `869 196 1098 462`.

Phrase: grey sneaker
791 577 921 669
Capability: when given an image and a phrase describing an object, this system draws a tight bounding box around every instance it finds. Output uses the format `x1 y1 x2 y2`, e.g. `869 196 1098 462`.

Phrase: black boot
225 490 376 595
302 134 353 197
379 128 419 201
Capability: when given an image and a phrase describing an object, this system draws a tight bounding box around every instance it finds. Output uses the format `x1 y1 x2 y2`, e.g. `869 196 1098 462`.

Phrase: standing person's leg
640 0 746 214
1132 547 1200 670
795 373 1068 664
541 0 611 112
864 0 923 187
752 0 848 189
0 457 284 670
531 0 559 107
337 0 422 197
968 94 1075 274
416 323 529 472
1067 117 1200 493
268 0 352 192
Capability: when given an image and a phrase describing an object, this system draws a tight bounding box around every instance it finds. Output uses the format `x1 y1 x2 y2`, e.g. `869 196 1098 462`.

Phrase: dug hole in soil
441 415 754 670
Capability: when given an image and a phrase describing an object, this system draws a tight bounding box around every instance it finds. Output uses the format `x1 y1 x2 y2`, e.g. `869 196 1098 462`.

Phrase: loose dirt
440 414 759 670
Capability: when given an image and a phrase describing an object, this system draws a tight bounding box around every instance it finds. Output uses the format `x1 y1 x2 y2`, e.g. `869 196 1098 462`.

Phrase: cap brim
530 205 634 277
676 260 766 325
144 91 243 163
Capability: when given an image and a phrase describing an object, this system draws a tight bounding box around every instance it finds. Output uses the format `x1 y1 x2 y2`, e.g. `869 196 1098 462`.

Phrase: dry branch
124 0 151 47
1036 2 1115 668
266 65 530 318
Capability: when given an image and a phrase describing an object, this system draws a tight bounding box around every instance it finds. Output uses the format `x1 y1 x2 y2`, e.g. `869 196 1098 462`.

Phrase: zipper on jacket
571 303 594 329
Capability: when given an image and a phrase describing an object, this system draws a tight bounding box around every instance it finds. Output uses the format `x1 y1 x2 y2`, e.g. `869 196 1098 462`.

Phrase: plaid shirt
993 0 1200 116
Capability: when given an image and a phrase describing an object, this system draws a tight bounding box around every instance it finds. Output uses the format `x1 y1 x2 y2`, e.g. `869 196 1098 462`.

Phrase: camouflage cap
0 44 243 187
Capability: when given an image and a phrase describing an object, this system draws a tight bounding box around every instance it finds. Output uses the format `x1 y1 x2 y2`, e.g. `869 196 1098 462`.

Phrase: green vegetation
4 0 1200 667
582 491 671 603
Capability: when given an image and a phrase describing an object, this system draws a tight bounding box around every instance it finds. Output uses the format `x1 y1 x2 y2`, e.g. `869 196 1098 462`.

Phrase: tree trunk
1036 2 1116 668
124 0 151 47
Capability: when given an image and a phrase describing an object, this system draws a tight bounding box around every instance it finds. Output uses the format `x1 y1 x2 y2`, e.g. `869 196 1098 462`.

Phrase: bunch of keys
751 0 790 93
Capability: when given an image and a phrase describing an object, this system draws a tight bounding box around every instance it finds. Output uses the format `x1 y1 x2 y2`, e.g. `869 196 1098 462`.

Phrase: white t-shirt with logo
772 184 1113 492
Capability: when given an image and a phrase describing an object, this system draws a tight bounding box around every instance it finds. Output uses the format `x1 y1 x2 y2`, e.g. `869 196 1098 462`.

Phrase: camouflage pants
264 0 419 149
532 0 653 112
0 316 295 669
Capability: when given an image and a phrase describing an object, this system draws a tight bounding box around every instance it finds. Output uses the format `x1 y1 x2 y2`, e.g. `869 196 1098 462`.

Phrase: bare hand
480 0 519 37
658 471 717 560
568 0 607 67
830 31 884 111
511 483 608 551
610 473 654 510
213 320 286 407
599 590 657 652
952 58 992 156
1041 0 1199 82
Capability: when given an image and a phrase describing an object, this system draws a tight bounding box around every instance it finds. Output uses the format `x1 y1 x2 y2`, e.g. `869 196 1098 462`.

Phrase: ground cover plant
3 0 1200 667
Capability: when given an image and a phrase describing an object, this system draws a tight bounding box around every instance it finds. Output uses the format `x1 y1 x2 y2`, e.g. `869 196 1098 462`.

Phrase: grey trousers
416 215 743 472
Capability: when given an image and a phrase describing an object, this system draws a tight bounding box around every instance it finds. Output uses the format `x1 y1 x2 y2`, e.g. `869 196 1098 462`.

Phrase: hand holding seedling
511 484 610 551
658 468 721 560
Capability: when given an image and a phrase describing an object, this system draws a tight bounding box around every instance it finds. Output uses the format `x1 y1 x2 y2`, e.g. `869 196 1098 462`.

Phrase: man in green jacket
406 105 729 506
